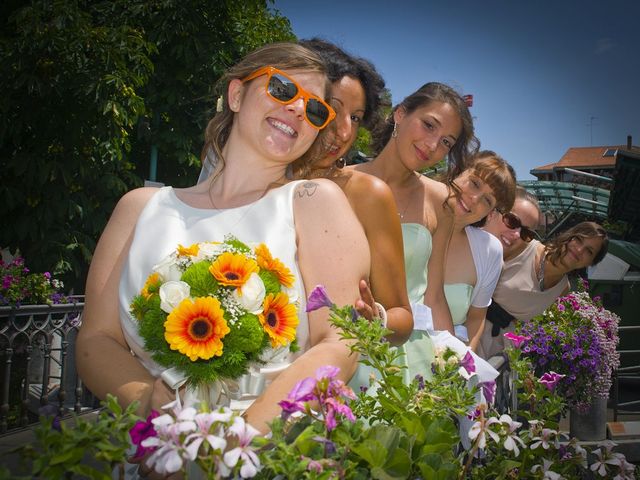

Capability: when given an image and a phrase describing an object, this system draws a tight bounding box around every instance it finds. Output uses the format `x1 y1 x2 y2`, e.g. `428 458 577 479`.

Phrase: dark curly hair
546 221 609 268
299 38 388 131
372 82 479 175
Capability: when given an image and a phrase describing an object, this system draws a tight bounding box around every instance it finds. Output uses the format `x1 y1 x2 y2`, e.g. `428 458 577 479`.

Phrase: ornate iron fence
0 300 99 434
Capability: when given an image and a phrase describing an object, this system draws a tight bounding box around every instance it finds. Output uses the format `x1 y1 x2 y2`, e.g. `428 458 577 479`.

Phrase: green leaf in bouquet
181 261 219 297
222 312 264 353
258 269 281 294
224 236 252 253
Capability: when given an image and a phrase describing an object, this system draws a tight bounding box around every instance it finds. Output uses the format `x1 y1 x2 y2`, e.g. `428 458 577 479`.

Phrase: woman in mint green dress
441 151 515 351
354 82 478 381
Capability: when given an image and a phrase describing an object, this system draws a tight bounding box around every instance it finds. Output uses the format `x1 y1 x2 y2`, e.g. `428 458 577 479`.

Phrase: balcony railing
0 300 99 434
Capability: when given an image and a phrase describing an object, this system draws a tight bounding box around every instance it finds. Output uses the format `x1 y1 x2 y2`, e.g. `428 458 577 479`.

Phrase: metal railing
612 325 640 421
0 301 99 434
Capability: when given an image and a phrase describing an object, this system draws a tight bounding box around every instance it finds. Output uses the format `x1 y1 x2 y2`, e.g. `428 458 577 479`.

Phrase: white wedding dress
119 182 310 411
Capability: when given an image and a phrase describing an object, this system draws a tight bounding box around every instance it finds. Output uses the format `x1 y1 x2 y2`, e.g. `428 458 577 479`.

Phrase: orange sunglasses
241 66 336 129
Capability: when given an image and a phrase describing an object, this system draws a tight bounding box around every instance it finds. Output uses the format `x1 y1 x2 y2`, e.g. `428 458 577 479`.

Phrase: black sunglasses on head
502 212 540 242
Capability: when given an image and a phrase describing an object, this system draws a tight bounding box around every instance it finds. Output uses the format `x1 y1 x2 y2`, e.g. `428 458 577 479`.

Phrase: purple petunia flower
479 380 497 404
503 332 530 348
538 371 566 392
305 285 333 312
130 410 160 459
460 351 476 375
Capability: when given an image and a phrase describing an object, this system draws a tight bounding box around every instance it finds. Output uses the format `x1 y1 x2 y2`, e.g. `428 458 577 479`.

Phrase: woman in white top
442 151 515 350
76 42 370 435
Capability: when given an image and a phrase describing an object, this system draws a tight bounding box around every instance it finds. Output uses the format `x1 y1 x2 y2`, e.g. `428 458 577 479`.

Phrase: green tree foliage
0 0 294 292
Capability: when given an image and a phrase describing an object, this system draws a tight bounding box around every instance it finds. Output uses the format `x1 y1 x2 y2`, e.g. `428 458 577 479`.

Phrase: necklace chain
537 251 546 291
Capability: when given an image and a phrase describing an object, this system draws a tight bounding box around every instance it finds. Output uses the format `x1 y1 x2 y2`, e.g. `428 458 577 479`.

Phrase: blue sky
272 0 640 180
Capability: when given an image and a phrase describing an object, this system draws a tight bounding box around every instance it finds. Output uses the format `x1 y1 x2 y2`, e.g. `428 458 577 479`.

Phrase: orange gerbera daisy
255 243 295 288
164 297 230 361
259 292 298 348
209 252 259 288
141 272 161 299
177 243 199 257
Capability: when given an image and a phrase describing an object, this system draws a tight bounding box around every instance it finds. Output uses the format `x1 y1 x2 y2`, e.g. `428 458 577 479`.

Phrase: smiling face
393 101 462 171
310 75 367 168
559 235 605 271
449 170 497 225
485 198 541 259
229 69 328 163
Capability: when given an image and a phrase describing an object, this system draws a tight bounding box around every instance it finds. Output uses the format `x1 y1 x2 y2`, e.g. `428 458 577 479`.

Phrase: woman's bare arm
346 173 412 344
76 188 175 416
243 179 370 433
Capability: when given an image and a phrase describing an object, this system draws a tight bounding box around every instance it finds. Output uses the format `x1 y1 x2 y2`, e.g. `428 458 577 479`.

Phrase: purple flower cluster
0 256 67 306
517 290 620 411
279 365 356 432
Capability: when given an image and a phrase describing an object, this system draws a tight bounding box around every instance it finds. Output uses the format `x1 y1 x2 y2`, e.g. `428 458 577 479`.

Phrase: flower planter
569 396 608 441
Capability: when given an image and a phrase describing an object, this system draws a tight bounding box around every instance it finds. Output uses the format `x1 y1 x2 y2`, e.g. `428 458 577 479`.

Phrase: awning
519 180 610 220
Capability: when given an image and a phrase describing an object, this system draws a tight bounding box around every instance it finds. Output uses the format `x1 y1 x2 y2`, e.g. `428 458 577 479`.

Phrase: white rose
194 242 224 262
231 273 265 314
280 285 297 304
159 281 191 313
153 255 182 282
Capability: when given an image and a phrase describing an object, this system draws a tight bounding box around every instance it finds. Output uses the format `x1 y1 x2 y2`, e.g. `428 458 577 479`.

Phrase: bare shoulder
111 187 160 224
420 175 448 201
293 178 346 203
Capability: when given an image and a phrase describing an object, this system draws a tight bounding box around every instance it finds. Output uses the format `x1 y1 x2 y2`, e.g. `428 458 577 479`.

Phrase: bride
76 42 370 438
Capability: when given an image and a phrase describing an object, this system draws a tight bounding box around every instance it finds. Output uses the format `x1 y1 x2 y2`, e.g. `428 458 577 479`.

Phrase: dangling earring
334 157 346 169
392 122 398 138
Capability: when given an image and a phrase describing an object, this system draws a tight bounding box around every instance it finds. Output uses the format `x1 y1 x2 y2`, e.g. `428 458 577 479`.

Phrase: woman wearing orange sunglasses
76 41 370 446
479 190 609 359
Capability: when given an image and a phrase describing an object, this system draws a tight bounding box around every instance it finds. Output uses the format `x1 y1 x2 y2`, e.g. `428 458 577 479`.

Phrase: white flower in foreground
222 416 261 478
231 272 265 314
183 409 231 460
195 242 224 261
531 458 565 479
497 414 525 457
159 281 191 313
153 255 182 282
142 413 196 475
530 428 559 450
469 416 499 449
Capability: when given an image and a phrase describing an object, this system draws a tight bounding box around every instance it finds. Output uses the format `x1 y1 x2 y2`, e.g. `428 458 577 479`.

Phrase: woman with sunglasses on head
479 189 609 358
440 151 515 351
289 38 413 346
76 42 370 444
353 81 479 380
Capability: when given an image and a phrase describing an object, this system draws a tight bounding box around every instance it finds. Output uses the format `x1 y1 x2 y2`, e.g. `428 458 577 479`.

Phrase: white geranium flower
231 273 265 314
159 281 191 313
153 254 183 282
195 242 224 261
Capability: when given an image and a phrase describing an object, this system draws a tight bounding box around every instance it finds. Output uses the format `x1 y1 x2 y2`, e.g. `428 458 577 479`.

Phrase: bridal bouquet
130 236 299 387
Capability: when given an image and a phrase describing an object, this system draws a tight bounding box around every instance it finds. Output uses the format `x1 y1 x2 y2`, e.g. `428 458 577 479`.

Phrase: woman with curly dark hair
290 38 415 346
480 216 609 359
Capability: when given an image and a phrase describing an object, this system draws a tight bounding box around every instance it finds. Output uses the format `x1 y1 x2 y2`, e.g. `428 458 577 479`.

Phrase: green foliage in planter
1 395 139 480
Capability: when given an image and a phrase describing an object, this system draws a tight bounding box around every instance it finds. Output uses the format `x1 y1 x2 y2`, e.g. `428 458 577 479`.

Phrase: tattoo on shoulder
296 181 318 198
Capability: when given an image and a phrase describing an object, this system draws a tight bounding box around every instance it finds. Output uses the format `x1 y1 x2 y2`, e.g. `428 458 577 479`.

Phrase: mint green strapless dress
397 223 435 382
443 284 473 327
348 223 436 391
